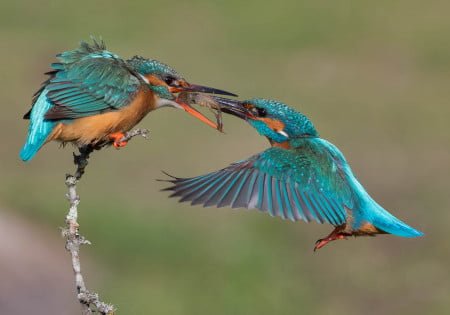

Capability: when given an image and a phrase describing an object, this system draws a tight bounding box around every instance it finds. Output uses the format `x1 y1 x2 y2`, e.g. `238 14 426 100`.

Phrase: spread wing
163 138 354 226
24 40 142 121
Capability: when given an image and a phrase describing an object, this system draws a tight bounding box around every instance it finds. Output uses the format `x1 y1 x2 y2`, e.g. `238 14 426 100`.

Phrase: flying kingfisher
163 97 423 250
20 39 236 161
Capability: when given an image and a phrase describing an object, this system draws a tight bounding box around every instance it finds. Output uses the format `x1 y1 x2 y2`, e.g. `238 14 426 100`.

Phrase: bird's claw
108 132 128 149
313 238 328 252
113 140 128 149
313 232 348 252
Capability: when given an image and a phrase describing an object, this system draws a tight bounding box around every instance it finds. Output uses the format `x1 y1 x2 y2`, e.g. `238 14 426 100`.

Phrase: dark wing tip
157 171 181 192
160 187 175 192
23 110 31 120
162 170 179 179
43 105 75 120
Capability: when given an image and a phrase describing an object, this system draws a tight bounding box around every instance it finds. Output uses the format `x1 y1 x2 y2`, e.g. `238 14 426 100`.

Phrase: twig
119 128 149 142
62 128 150 314
63 148 114 315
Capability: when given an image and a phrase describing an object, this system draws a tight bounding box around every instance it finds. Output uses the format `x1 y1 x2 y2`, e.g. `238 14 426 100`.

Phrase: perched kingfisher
20 39 236 161
163 97 424 250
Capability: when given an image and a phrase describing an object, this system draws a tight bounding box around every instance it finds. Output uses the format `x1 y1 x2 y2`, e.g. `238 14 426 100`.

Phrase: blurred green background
1 0 449 314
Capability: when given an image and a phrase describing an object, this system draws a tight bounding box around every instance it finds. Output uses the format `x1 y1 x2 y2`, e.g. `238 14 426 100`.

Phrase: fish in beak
168 81 238 130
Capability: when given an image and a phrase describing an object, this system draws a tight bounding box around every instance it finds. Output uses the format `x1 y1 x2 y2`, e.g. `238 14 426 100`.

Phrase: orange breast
48 88 155 146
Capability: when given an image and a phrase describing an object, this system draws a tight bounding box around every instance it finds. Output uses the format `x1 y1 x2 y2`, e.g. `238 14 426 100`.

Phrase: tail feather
20 90 55 161
345 171 423 238
370 201 423 238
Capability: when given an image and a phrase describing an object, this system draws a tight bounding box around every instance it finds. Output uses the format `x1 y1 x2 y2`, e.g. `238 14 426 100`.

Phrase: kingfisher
20 39 236 161
163 97 424 250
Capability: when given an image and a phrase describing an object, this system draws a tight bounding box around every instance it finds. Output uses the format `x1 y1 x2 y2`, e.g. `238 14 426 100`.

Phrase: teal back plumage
165 98 423 238
45 40 141 119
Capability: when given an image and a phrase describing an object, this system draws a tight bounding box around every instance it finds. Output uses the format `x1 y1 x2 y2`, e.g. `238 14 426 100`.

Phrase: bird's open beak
175 99 218 129
169 82 238 129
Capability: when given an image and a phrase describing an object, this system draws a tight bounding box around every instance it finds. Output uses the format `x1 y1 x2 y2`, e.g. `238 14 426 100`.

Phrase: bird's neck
269 135 319 149
269 139 291 149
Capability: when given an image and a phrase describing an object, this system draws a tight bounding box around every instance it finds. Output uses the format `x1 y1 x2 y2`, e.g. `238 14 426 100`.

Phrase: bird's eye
164 76 176 85
244 104 267 117
257 108 267 117
251 107 266 117
249 107 258 116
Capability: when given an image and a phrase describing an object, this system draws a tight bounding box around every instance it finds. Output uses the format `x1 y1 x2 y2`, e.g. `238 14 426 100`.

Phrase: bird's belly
355 222 381 235
49 89 155 145
345 221 382 236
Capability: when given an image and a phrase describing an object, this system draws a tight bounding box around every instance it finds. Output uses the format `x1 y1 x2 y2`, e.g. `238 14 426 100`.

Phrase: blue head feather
244 98 318 143
126 56 182 99
126 56 181 77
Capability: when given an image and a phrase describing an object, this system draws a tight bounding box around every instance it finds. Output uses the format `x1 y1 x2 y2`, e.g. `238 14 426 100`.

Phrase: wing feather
229 170 253 208
281 181 295 221
165 139 353 226
187 172 230 204
217 170 249 208
204 174 234 206
24 41 142 122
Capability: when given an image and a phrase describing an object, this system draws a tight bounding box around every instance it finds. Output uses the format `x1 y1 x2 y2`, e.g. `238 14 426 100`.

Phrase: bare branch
119 128 149 142
62 128 150 314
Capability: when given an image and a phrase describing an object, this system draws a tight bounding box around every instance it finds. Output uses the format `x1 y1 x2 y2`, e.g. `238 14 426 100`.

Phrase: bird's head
127 56 236 129
211 97 318 144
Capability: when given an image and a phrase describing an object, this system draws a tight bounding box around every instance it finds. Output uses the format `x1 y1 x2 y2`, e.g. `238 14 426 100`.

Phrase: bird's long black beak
169 83 237 97
206 96 251 120
183 84 237 97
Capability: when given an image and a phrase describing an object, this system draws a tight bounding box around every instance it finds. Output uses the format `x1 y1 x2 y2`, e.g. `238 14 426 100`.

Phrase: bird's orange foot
108 132 128 149
314 225 350 251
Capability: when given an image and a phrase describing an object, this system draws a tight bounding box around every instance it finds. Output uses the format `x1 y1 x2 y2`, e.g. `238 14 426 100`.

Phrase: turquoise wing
25 40 142 121
164 138 354 226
